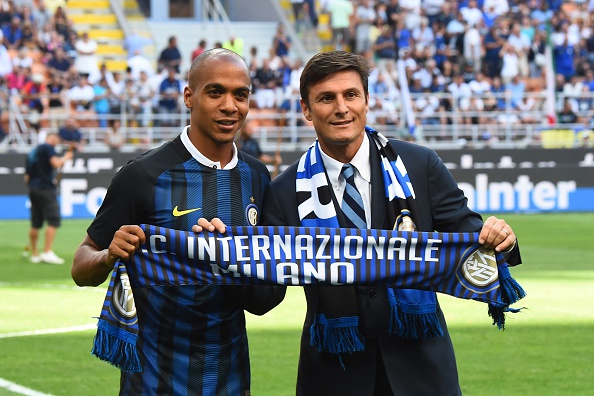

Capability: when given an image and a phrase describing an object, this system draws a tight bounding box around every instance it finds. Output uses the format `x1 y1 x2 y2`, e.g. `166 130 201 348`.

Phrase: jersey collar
180 126 238 170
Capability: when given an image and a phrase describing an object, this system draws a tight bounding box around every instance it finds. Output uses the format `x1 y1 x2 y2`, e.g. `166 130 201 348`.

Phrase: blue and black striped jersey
88 134 271 395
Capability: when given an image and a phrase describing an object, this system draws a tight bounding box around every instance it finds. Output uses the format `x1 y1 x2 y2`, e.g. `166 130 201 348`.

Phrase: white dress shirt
319 132 372 228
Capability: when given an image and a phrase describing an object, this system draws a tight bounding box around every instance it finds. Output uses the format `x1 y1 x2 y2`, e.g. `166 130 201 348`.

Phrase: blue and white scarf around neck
296 126 464 355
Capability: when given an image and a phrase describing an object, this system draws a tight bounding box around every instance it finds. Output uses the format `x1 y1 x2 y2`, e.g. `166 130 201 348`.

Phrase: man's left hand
478 216 517 252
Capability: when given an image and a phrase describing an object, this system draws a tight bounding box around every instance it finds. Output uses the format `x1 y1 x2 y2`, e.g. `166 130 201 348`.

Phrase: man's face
301 70 368 160
184 56 251 156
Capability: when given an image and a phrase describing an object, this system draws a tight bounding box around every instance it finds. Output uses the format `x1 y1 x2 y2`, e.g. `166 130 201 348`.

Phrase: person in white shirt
499 43 520 85
463 22 482 71
447 74 472 110
482 0 509 17
88 63 115 87
0 31 13 77
12 47 33 69
67 74 95 112
73 32 99 76
460 0 483 29
422 0 445 26
506 22 531 77
468 72 492 95
129 70 155 127
128 49 155 81
412 17 434 52
354 0 376 57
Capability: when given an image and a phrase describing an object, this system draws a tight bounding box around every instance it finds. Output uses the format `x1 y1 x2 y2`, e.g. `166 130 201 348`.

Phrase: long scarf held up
92 224 525 373
296 126 443 355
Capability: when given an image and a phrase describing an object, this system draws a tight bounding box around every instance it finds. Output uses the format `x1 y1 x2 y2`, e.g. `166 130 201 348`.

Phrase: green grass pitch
0 214 593 395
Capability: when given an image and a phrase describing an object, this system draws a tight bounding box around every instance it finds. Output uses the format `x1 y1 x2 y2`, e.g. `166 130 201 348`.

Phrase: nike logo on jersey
172 206 202 217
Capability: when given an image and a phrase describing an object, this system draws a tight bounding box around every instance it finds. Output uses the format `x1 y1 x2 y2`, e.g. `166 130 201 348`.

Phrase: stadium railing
1 91 592 153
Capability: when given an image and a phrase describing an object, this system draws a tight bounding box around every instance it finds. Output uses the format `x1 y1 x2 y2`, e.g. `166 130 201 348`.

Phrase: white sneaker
30 255 42 263
40 251 65 265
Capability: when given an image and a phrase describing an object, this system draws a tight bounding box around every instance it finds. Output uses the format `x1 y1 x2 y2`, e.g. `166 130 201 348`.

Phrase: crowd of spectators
293 0 594 132
0 0 307 147
2 0 594 147
0 0 191 147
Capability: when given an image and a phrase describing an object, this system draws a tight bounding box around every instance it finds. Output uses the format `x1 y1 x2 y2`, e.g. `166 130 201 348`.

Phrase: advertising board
1 148 592 219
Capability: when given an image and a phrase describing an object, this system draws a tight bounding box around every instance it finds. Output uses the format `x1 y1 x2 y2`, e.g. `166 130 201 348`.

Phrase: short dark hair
300 51 370 106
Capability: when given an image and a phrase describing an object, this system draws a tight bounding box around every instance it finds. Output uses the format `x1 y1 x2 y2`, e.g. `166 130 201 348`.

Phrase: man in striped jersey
71 48 285 395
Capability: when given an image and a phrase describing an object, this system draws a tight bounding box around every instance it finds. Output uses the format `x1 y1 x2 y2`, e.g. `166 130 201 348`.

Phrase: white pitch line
0 377 54 396
0 324 96 339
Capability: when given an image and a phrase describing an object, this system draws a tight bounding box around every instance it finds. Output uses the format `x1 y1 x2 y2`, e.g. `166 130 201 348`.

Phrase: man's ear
300 99 312 121
183 86 193 109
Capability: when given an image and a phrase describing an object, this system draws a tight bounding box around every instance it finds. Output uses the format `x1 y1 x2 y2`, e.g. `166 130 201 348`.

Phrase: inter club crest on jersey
245 202 258 226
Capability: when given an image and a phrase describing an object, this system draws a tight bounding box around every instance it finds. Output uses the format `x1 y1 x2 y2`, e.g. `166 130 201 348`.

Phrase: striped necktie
340 164 367 229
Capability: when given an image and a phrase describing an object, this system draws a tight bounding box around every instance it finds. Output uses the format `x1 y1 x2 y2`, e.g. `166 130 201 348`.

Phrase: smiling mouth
216 120 238 126
331 120 352 126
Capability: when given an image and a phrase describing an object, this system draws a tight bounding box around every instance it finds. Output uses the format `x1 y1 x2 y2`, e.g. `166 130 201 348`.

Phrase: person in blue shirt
157 68 182 127
433 21 448 69
490 76 506 110
584 69 594 91
123 30 153 58
92 78 111 128
71 48 285 396
372 24 397 71
505 75 526 110
554 38 576 81
25 132 73 264
273 23 292 60
483 24 506 78
58 118 84 151
395 23 412 53
158 35 182 73
2 15 23 49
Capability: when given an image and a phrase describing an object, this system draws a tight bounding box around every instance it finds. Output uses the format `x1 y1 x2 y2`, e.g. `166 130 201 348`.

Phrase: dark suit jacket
262 138 521 396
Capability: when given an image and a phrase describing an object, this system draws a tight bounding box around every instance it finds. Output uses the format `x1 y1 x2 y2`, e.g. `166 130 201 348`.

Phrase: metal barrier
1 90 592 153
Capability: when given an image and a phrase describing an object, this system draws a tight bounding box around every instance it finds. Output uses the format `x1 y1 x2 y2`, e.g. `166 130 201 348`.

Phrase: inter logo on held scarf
92 224 526 373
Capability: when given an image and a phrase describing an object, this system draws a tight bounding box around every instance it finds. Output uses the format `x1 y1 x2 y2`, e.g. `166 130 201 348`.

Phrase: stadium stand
1 0 593 154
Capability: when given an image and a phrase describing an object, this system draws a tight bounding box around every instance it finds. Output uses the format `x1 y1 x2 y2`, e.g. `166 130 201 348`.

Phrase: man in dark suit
196 50 521 395
261 51 521 395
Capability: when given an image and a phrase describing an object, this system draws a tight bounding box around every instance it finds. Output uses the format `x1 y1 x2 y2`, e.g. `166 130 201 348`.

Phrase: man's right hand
107 225 146 266
73 225 145 287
